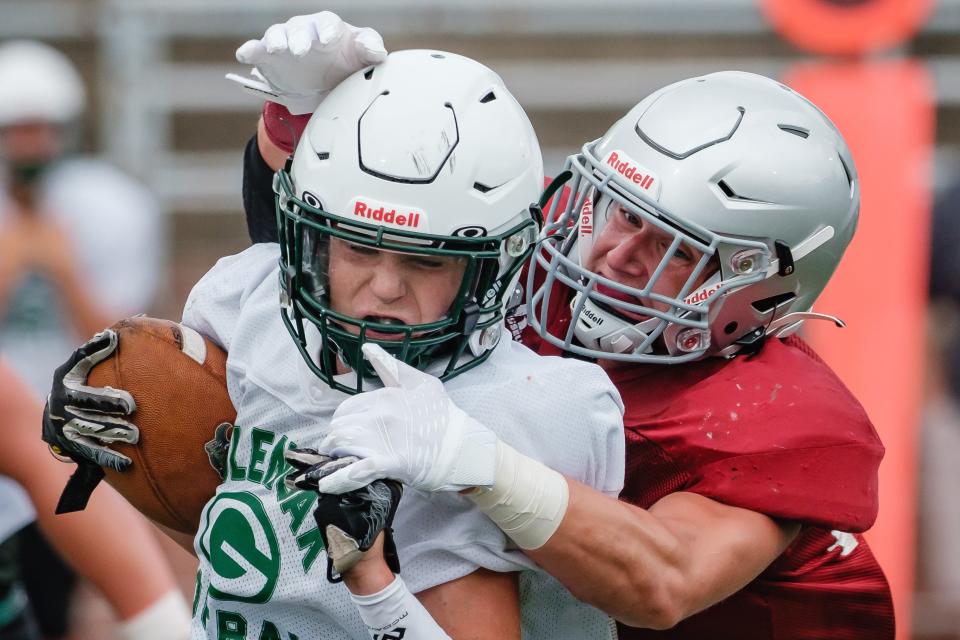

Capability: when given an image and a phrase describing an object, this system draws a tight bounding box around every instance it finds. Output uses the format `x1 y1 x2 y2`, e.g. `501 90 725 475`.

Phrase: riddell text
354 201 421 228
607 152 655 189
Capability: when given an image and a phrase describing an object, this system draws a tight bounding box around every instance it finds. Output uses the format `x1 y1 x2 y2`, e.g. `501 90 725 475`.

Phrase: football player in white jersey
42 12 625 640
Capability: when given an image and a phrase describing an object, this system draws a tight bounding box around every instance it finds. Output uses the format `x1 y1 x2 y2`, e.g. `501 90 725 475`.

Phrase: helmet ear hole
724 321 739 335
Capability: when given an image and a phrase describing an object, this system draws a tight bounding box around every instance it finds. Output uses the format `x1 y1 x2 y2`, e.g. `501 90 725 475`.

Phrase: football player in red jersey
312 70 895 639
42 14 894 637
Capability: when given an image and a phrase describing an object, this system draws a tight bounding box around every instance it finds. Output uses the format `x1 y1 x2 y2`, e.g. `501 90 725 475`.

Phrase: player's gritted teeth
361 315 409 340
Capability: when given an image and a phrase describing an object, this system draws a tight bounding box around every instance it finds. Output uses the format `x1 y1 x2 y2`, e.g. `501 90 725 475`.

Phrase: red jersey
519 296 894 639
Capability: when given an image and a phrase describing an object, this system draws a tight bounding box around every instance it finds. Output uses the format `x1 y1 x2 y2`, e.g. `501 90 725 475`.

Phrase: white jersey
182 244 625 640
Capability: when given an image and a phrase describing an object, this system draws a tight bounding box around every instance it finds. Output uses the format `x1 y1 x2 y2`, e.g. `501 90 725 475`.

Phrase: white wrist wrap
467 441 570 550
116 590 191 640
350 576 451 640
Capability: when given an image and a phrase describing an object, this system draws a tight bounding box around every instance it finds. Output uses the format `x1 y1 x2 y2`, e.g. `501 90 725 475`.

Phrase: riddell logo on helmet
605 151 656 191
580 198 594 235
352 198 425 229
683 282 723 305
582 306 604 326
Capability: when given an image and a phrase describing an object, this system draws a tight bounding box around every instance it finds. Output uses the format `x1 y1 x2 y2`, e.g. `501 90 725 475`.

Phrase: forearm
525 483 800 629
257 116 292 171
525 479 691 629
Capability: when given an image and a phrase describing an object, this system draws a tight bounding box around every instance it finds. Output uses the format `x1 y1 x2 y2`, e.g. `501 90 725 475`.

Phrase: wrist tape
467 441 569 550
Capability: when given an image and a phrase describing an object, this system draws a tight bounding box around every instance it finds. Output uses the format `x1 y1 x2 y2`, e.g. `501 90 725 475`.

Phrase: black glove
285 448 402 583
41 330 139 513
204 422 235 480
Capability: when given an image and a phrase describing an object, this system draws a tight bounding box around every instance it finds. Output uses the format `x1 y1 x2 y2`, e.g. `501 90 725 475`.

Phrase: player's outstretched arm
525 482 799 629
0 359 190 639
314 346 799 629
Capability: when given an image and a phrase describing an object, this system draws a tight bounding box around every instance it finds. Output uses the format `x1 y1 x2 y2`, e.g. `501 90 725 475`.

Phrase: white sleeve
572 362 626 498
180 244 280 352
391 489 536 595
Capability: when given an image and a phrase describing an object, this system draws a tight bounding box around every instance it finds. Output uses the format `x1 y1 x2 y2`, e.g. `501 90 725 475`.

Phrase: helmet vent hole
777 124 809 138
473 181 493 193
838 152 854 189
431 53 445 59
363 67 374 80
751 292 795 314
316 152 330 161
480 91 497 104
717 180 769 204
724 321 738 335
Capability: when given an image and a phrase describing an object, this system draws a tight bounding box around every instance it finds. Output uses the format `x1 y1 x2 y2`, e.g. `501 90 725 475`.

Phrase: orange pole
785 61 934 639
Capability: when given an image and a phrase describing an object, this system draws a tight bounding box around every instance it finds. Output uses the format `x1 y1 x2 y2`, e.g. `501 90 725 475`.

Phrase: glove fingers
64 385 135 415
235 39 266 64
352 28 387 64
68 435 131 472
315 431 378 460
286 455 360 491
58 330 117 385
286 21 317 57
64 414 139 444
263 23 290 54
314 456 388 494
313 12 345 49
283 447 331 472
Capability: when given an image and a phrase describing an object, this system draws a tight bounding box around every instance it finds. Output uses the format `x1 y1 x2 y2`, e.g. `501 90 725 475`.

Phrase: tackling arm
526 482 799 629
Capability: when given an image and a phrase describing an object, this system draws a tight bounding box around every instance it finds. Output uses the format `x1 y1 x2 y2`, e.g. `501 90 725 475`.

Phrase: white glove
314 344 499 494
226 11 387 114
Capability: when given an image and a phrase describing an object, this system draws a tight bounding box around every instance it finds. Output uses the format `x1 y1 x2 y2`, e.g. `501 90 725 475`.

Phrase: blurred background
1 0 959 638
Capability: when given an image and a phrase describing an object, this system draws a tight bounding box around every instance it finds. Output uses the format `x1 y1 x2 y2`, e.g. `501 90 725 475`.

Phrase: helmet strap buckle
775 240 795 276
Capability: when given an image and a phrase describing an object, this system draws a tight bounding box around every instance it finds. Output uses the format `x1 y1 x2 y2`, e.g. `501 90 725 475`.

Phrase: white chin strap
571 294 660 355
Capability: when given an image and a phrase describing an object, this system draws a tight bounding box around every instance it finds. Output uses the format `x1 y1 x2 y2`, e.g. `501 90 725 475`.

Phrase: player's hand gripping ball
44 317 234 533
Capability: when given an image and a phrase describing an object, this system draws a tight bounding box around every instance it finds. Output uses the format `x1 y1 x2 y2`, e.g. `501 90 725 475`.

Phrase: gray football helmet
527 71 858 363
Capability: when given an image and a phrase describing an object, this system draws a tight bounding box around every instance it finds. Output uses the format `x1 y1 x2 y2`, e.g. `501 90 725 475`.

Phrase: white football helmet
527 71 858 363
275 50 543 393
0 40 85 127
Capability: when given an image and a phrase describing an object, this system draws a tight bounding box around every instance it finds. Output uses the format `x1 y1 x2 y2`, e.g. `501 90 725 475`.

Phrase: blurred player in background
42 12 626 640
0 358 190 639
0 40 163 394
0 40 166 638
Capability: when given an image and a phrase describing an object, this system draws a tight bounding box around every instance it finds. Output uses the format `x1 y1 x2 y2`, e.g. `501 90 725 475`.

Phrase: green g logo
199 492 281 604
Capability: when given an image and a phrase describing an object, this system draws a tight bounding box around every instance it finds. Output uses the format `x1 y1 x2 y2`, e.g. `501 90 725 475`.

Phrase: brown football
86 316 234 534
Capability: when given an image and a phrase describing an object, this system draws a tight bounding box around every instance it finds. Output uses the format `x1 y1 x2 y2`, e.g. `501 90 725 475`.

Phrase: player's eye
405 255 451 270
346 242 378 256
620 209 643 228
